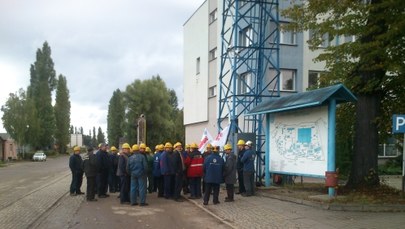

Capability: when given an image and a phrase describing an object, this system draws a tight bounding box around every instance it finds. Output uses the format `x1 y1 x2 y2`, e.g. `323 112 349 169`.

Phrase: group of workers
68 139 256 206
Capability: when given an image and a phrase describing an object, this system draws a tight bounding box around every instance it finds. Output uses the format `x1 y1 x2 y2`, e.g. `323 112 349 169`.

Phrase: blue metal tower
218 0 280 183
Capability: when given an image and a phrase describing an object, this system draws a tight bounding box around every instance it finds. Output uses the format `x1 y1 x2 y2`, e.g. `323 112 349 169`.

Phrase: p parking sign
393 115 405 134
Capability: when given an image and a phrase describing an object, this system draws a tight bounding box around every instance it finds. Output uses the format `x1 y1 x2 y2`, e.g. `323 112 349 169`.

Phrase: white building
183 0 354 144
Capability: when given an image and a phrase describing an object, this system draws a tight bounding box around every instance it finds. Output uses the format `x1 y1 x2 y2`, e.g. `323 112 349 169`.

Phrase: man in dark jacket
108 146 119 193
83 147 98 201
117 143 131 204
203 148 224 205
223 144 237 202
236 139 246 194
241 141 256 196
173 142 186 202
153 144 164 197
69 146 84 196
96 143 110 198
160 142 176 199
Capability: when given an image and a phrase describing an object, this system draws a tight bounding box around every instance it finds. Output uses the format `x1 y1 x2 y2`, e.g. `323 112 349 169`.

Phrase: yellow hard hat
191 143 198 149
164 142 173 148
122 143 130 149
140 143 147 149
185 144 190 149
132 144 139 151
146 147 151 153
206 143 212 149
98 143 102 148
174 142 182 148
224 144 232 151
237 139 245 146
158 144 164 151
73 146 80 152
155 145 159 150
110 146 117 151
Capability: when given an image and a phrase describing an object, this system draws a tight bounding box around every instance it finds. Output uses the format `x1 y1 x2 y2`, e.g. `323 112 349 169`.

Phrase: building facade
183 0 334 144
0 133 17 161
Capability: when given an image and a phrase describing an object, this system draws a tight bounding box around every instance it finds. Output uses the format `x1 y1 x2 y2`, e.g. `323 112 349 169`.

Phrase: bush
378 155 402 175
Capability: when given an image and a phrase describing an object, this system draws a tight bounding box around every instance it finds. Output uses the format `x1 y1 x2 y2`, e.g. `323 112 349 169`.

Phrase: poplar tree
107 89 125 147
27 41 57 149
54 75 71 154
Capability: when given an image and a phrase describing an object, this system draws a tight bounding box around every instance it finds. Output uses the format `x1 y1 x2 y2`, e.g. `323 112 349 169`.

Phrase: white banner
198 128 213 152
212 125 230 147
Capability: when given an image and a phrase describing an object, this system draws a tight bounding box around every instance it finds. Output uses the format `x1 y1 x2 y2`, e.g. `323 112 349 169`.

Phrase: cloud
0 0 204 134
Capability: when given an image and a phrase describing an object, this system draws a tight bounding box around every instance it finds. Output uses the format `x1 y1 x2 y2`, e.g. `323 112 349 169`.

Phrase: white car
32 152 47 161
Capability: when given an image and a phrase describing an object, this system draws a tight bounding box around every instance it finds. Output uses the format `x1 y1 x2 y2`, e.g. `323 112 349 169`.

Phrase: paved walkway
187 188 405 229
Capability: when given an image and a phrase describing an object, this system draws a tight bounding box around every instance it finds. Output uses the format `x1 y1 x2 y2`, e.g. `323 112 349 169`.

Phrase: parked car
32 151 47 161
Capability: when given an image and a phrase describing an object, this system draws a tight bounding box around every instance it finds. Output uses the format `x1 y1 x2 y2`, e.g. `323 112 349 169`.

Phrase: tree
107 89 125 147
27 41 57 149
54 75 71 154
92 127 97 147
283 0 405 188
97 126 106 144
123 76 176 147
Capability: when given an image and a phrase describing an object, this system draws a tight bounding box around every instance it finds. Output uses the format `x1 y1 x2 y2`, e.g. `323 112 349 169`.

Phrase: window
308 71 328 88
239 26 253 47
209 86 217 98
238 72 253 94
309 29 330 48
280 24 297 45
344 35 356 43
209 9 217 24
209 48 217 61
196 57 200 75
269 69 296 91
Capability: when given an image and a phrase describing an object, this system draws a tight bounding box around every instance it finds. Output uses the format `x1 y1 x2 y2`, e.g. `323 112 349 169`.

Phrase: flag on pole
212 124 230 148
198 128 213 152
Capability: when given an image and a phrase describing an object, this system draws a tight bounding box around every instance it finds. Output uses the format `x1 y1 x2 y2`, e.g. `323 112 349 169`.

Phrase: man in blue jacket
160 142 176 199
128 144 148 206
203 148 224 205
153 144 164 197
241 141 256 197
69 146 84 196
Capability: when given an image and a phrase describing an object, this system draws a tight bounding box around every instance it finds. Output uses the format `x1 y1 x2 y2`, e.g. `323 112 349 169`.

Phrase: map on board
269 106 328 177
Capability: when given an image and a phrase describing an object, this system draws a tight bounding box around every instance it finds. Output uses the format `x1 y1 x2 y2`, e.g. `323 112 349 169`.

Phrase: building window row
209 85 217 98
268 69 296 92
209 48 217 61
209 9 217 24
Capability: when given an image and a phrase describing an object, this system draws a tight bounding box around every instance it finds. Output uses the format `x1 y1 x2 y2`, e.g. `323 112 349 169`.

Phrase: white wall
183 1 209 125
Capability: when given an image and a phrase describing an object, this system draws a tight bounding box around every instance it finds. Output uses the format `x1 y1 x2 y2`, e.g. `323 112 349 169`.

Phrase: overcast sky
0 0 204 136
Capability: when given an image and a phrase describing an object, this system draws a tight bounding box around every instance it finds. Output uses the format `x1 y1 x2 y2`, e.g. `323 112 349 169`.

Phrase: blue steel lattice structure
218 0 280 184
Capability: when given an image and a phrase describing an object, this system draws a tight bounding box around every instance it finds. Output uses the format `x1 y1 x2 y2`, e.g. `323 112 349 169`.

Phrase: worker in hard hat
241 140 255 197
160 142 176 199
236 139 246 194
152 144 164 197
116 143 130 204
69 146 84 196
203 142 224 205
128 143 148 206
172 142 187 202
202 143 213 194
223 144 237 202
187 143 203 199
108 146 119 193
96 143 111 198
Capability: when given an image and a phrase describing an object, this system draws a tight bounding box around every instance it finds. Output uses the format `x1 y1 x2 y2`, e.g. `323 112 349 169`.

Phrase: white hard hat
245 141 253 146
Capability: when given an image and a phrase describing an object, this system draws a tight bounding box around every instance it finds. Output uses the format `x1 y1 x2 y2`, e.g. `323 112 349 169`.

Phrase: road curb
186 198 237 229
258 191 405 212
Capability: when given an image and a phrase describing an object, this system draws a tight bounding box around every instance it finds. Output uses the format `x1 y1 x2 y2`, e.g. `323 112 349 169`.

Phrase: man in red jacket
187 143 204 199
